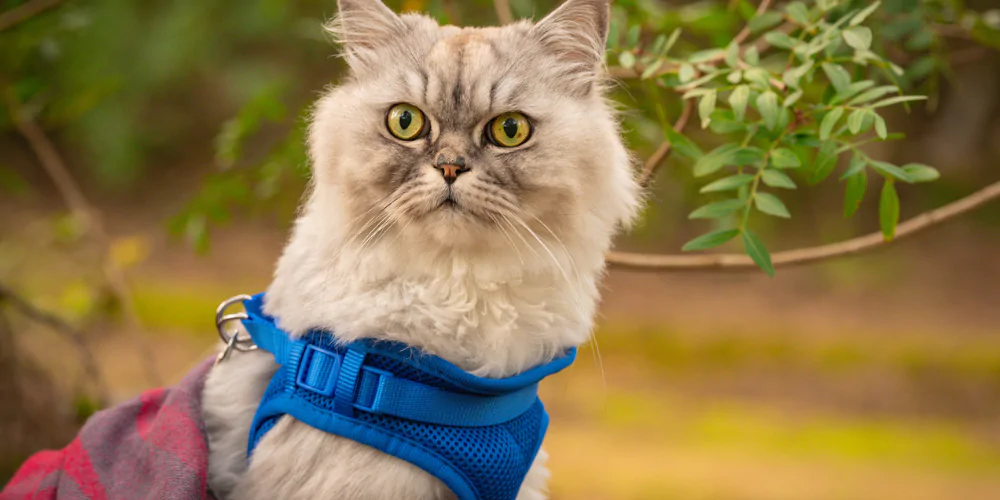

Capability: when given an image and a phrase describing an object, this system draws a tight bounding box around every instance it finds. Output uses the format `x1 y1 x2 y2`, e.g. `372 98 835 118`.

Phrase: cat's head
307 0 640 273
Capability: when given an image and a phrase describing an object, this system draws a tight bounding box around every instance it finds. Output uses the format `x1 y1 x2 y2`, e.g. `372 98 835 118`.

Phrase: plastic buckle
352 366 394 413
296 344 342 396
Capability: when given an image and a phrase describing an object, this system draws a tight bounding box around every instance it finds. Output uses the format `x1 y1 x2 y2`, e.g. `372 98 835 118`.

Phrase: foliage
606 0 997 274
2 0 999 273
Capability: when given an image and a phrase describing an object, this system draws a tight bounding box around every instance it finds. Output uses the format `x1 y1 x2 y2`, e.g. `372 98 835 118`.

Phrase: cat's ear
532 0 610 85
329 0 406 70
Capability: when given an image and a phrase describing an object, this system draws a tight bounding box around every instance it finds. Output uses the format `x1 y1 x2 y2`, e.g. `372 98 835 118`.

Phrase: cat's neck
262 206 601 377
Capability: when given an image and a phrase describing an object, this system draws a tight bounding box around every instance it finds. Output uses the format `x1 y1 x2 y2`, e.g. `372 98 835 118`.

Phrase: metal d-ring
215 294 257 353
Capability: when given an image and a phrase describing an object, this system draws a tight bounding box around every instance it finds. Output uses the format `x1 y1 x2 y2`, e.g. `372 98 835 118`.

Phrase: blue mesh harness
240 294 576 500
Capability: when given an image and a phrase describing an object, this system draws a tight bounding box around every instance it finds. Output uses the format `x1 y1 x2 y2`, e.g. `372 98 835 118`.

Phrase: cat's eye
386 103 427 141
486 112 532 148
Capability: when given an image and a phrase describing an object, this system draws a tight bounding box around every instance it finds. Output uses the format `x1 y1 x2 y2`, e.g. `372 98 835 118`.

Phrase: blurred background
1 0 999 498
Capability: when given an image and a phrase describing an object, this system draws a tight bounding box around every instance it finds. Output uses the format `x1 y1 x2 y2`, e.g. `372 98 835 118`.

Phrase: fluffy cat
201 0 640 498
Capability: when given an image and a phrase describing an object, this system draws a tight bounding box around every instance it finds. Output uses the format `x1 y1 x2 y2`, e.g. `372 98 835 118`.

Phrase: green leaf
784 90 804 108
664 126 704 159
874 113 888 139
754 192 792 218
762 169 797 189
729 85 750 122
844 170 867 218
699 91 717 129
786 2 811 25
742 230 775 277
683 88 715 100
841 155 868 179
871 95 928 108
871 161 915 183
619 51 636 69
744 68 772 88
833 80 876 104
733 147 766 166
771 148 801 168
820 108 844 140
725 42 740 68
689 198 746 219
765 31 797 50
744 46 760 65
641 60 664 79
843 26 873 51
727 70 744 84
682 229 740 251
782 61 814 89
756 91 779 130
662 28 682 56
847 108 869 134
627 24 641 47
850 1 881 26
847 86 900 106
693 144 741 177
689 49 725 63
701 174 755 193
810 141 839 184
879 180 900 241
901 163 940 183
748 12 784 33
679 63 696 83
821 63 852 94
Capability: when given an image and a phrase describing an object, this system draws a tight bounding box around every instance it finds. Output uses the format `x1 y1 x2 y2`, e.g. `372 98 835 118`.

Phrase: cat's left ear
532 0 610 88
329 0 406 70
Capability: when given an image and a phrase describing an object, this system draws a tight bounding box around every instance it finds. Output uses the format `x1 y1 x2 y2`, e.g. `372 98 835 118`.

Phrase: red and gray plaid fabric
2 358 216 500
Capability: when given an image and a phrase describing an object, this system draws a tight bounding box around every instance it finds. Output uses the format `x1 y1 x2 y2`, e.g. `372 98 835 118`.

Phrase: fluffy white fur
202 0 640 498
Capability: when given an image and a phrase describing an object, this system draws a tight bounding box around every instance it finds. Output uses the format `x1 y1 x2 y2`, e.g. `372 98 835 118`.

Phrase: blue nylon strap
240 296 543 427
359 369 540 427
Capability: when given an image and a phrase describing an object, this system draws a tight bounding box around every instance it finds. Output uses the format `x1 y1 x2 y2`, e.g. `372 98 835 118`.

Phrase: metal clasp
214 294 257 365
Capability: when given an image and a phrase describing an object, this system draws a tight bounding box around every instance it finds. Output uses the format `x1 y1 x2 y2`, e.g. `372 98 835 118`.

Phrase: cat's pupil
399 110 412 130
502 118 518 139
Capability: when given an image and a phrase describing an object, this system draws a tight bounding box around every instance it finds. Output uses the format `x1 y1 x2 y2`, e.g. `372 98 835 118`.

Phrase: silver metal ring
215 294 257 352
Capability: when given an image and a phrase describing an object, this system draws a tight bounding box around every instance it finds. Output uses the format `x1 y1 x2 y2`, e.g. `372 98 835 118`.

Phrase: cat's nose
435 153 469 185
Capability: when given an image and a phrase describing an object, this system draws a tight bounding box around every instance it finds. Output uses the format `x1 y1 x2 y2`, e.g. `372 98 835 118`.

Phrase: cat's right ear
328 0 405 70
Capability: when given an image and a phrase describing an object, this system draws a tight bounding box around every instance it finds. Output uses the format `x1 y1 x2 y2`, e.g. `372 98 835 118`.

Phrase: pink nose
436 163 468 184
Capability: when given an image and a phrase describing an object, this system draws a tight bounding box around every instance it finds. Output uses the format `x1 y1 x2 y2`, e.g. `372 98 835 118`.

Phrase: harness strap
243 309 540 427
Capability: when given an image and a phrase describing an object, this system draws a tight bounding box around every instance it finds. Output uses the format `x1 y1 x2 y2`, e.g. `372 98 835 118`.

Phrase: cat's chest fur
202 247 595 499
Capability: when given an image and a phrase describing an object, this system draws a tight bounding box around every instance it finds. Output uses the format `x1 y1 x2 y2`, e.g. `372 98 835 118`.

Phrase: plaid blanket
1 358 215 500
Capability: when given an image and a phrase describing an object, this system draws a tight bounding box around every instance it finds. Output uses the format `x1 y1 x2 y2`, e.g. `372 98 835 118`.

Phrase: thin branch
610 21 795 81
606 179 1000 271
640 99 693 188
0 0 61 33
494 0 513 25
732 0 772 46
3 89 162 387
0 283 109 406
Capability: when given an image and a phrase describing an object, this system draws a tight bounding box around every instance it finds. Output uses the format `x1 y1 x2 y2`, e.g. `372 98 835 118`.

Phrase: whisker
488 213 524 266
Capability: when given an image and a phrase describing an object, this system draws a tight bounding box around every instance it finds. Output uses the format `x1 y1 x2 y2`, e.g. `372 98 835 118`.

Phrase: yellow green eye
386 103 426 141
488 112 531 148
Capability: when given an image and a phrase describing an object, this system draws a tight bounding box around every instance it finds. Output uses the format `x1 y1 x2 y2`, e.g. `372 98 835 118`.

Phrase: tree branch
3 89 162 387
0 0 61 33
732 0 772 46
639 99 693 188
0 283 109 405
606 179 1000 271
493 0 513 25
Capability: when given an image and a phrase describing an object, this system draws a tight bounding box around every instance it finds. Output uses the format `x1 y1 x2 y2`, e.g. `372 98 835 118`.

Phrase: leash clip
215 294 257 365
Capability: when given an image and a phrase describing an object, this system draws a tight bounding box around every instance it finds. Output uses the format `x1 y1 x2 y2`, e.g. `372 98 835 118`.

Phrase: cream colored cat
201 0 640 498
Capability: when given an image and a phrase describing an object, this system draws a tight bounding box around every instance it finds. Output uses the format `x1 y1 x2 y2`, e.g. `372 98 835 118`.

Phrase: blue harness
240 294 576 500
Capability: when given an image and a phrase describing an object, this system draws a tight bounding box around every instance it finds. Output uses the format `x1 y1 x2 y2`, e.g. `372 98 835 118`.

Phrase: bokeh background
2 0 1000 498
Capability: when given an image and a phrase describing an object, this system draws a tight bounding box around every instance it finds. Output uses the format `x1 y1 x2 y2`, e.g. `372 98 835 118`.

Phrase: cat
201 0 641 498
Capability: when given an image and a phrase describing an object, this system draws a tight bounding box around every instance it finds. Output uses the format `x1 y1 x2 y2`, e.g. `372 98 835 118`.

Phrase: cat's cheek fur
202 0 639 498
